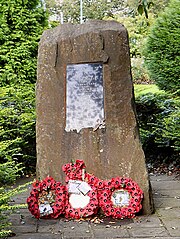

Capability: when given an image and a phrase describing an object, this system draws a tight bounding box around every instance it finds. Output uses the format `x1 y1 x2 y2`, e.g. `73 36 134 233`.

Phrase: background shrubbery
0 0 48 175
144 0 180 94
135 86 179 167
0 86 36 174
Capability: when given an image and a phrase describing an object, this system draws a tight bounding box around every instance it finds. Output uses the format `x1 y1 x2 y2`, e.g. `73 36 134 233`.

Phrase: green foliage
0 161 24 186
0 0 48 86
52 0 126 24
127 0 170 18
0 0 48 174
114 14 154 57
135 90 180 163
0 86 36 172
131 57 151 83
0 183 29 238
134 84 162 97
144 0 180 94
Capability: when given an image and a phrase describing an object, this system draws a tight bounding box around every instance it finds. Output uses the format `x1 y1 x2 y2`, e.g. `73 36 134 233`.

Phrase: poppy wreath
62 159 86 182
62 160 102 219
64 173 100 219
98 177 143 219
27 176 66 219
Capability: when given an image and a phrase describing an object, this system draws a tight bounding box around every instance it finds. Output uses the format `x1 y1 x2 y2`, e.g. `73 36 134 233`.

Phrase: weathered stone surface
36 20 153 214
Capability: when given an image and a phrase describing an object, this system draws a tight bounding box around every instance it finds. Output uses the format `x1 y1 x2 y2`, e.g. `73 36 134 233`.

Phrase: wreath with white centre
27 176 66 219
98 177 143 219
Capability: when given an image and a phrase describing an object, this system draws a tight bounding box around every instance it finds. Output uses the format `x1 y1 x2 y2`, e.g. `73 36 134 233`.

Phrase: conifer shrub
135 91 180 165
0 86 36 173
144 0 180 95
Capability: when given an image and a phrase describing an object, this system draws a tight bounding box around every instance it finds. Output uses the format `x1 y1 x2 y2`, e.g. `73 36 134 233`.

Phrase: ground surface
7 173 180 239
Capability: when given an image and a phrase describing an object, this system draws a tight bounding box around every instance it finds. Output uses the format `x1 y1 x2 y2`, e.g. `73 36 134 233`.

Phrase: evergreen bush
0 161 24 186
0 86 36 173
0 0 48 86
0 0 48 173
144 0 180 94
136 91 180 165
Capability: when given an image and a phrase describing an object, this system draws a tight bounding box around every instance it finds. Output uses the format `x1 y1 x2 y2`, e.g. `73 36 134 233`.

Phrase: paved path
7 174 180 239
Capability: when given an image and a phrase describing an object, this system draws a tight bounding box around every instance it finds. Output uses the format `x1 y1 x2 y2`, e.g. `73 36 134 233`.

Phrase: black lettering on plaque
65 63 104 132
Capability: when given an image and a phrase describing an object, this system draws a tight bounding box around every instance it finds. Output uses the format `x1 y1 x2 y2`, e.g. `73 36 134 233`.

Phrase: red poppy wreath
27 176 66 219
98 177 143 219
64 173 101 219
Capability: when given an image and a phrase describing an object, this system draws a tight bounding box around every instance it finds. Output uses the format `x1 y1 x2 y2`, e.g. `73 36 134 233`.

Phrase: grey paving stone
63 237 92 239
110 236 180 239
168 227 180 237
160 218 180 237
150 174 178 181
151 180 180 190
10 225 37 234
38 224 61 234
7 232 60 239
131 215 162 228
153 197 180 208
156 208 180 218
92 227 129 238
9 212 37 226
128 227 169 237
58 221 92 238
153 189 180 198
113 238 180 239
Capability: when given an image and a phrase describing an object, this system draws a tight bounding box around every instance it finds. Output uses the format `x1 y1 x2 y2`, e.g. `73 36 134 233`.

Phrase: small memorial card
68 180 81 194
77 181 92 195
68 180 92 196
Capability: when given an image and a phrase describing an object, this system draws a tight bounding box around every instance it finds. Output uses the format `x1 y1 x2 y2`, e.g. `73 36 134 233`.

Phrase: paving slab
131 215 163 228
92 227 130 238
128 226 169 237
156 208 180 218
153 190 180 198
153 197 180 208
151 180 180 191
150 174 179 181
9 233 60 239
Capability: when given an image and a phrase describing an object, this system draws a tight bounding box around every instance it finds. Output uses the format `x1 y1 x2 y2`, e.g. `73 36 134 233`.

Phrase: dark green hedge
136 91 180 165
144 0 180 95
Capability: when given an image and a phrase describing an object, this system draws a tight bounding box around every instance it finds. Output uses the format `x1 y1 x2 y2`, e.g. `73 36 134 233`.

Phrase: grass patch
134 84 164 98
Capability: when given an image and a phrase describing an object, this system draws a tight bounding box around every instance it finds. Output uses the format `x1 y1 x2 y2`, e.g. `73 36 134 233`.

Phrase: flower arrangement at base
64 179 99 219
62 161 101 219
98 177 143 219
27 176 66 219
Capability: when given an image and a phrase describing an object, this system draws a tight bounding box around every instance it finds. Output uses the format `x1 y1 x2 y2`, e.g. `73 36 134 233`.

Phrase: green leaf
138 4 144 15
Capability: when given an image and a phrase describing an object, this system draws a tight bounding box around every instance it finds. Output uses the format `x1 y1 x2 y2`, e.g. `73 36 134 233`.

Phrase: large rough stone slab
36 20 153 214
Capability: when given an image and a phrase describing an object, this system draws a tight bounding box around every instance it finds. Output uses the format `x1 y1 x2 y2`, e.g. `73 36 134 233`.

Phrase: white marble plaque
65 63 104 133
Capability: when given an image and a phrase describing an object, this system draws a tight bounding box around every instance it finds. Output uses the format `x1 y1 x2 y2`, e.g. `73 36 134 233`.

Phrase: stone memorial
36 20 153 214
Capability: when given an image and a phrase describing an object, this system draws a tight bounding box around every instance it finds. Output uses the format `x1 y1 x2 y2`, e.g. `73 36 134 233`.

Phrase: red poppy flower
75 159 86 169
32 180 41 191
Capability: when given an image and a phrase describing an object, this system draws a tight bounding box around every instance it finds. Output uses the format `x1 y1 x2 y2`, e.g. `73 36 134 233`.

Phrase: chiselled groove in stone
54 42 58 67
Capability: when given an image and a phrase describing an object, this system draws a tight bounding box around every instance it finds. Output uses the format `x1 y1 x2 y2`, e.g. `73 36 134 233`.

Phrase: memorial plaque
65 63 104 132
